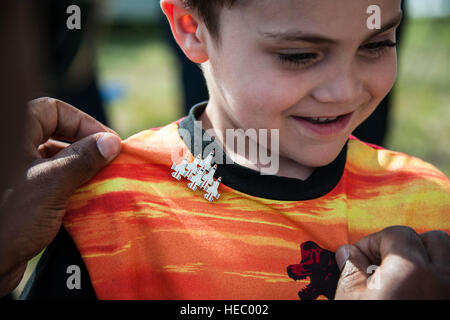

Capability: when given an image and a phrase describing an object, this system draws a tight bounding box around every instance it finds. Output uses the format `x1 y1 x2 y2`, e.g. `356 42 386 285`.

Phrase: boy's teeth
309 117 338 122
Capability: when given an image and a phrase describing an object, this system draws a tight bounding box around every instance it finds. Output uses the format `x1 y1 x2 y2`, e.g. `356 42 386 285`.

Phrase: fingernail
335 245 350 272
97 133 121 161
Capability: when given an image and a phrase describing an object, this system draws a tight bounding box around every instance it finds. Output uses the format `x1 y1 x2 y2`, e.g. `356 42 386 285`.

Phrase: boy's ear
160 0 209 64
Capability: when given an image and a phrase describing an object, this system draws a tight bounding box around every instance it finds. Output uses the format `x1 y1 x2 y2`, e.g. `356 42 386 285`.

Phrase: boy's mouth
301 116 341 124
291 112 353 136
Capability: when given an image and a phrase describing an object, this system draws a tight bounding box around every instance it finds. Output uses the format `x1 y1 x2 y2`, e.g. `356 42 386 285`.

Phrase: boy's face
202 0 402 168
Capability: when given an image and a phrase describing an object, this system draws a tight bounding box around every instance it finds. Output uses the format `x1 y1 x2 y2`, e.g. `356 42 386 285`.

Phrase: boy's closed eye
268 11 403 70
276 38 398 69
359 39 397 58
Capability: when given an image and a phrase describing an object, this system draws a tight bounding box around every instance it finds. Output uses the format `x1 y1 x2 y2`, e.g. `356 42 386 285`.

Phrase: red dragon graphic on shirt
286 241 340 300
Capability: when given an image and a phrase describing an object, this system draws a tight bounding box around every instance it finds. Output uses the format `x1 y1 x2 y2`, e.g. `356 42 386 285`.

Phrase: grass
99 19 450 177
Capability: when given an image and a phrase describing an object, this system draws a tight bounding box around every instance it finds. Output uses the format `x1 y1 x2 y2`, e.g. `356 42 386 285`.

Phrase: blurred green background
98 17 450 176
388 17 450 176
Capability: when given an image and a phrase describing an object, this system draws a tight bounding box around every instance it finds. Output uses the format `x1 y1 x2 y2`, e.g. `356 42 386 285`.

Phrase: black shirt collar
178 102 347 201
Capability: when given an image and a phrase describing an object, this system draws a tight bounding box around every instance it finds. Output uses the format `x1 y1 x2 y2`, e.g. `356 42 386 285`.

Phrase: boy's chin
293 141 347 168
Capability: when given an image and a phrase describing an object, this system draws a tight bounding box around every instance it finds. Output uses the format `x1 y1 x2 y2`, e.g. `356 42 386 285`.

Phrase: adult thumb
334 244 372 299
46 132 121 198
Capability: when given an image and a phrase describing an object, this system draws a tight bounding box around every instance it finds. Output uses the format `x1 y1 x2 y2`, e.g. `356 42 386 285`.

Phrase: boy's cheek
225 77 296 118
248 76 311 112
364 54 398 99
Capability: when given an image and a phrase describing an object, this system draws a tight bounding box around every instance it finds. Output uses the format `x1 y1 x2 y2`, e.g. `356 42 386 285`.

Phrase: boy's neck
198 101 315 181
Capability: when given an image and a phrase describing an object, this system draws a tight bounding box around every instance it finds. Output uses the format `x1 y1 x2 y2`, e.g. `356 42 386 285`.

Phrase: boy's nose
311 67 363 105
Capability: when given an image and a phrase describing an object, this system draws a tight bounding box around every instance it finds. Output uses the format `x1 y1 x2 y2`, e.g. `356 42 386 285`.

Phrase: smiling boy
23 0 449 300
175 0 402 178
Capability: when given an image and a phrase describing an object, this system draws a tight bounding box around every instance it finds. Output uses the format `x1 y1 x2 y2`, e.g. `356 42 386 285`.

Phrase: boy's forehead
228 0 402 41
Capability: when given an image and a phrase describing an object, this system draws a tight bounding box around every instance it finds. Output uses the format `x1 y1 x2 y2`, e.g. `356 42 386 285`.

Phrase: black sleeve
20 227 97 300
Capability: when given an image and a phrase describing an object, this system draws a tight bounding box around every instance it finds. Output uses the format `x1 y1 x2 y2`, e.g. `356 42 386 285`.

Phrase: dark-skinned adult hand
334 226 450 299
0 97 122 297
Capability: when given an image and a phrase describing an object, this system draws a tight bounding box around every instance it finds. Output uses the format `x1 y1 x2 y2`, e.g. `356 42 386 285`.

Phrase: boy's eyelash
277 53 319 67
361 40 397 51
276 40 396 67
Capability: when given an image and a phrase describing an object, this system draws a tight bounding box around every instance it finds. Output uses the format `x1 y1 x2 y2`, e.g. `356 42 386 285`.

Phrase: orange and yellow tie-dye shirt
63 106 449 300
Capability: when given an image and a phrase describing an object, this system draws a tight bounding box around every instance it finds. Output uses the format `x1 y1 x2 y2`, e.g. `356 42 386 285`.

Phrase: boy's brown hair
183 0 239 39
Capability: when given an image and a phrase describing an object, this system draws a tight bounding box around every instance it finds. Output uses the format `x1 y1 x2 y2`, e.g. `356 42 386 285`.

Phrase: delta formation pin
171 151 221 202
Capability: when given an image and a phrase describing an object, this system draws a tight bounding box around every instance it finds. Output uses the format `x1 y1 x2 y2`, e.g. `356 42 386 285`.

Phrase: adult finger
335 244 372 299
420 230 450 266
353 226 430 267
26 97 118 149
28 132 121 200
38 139 70 158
